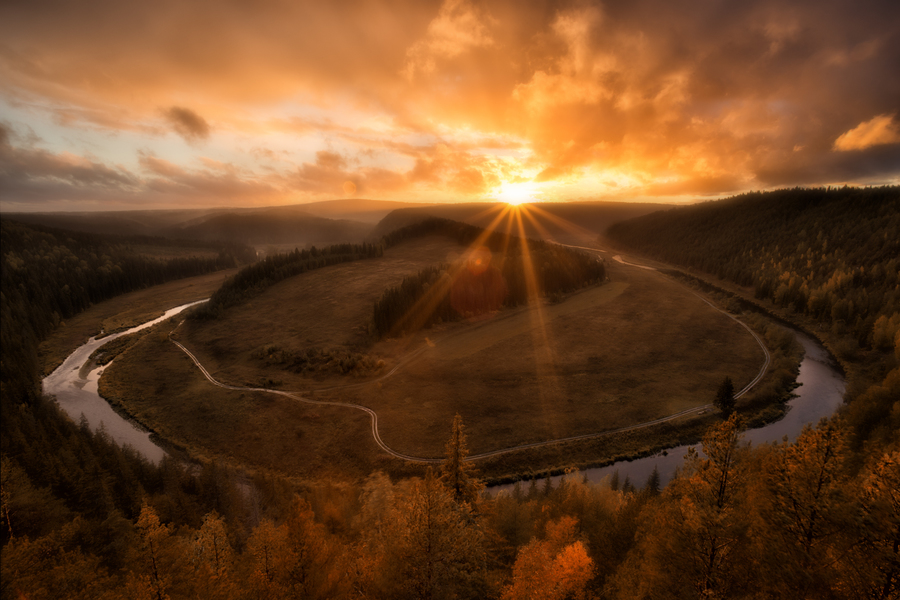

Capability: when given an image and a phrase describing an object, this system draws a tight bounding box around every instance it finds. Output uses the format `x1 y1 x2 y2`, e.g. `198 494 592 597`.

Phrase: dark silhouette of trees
714 376 736 417
440 414 482 507
606 186 899 351
373 219 605 338
193 242 383 319
644 467 661 497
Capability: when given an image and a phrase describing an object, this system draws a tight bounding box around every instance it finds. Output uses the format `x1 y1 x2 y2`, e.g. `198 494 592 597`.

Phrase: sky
1 0 899 212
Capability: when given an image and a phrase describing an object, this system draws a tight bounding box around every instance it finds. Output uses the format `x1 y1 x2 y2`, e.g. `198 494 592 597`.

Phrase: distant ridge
292 199 432 223
371 200 670 244
3 198 670 248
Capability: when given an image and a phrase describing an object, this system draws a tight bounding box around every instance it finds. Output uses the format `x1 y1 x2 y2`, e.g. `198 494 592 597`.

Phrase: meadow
94 235 769 482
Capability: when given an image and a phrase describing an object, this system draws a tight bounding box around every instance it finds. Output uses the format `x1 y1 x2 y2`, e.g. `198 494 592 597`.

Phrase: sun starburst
495 181 539 206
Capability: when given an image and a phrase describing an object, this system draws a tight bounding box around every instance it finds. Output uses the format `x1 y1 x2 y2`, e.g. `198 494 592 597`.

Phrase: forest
1 192 899 599
606 186 899 353
372 218 606 337
191 242 384 319
606 186 899 452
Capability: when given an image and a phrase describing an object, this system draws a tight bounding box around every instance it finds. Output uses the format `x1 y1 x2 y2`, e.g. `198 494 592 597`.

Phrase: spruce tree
645 466 661 497
439 414 482 506
715 376 736 417
609 470 620 491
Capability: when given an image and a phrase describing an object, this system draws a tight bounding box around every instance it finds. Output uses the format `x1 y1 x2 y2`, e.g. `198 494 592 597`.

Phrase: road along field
100 236 766 481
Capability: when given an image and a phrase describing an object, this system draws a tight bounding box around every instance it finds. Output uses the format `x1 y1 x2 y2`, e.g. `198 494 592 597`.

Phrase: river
42 300 207 463
491 331 846 493
44 302 846 483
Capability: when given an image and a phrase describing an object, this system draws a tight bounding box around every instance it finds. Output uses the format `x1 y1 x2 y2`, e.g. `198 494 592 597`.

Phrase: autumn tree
190 512 234 600
281 497 343 598
244 519 289 599
851 451 900 600
388 469 486 600
610 414 751 598
127 503 186 600
440 414 482 506
0 517 116 600
754 418 856 597
501 516 595 600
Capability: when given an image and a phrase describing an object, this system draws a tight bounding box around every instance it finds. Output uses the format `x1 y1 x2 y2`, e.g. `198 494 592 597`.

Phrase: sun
495 181 539 206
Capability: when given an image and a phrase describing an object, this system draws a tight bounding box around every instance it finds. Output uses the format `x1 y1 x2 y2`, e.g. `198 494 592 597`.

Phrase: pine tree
439 414 482 506
644 467 661 497
542 475 554 497
715 376 736 417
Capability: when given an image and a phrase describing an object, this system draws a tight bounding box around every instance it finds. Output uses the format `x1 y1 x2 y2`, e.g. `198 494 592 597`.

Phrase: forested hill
606 186 900 451
607 187 899 347
0 219 254 401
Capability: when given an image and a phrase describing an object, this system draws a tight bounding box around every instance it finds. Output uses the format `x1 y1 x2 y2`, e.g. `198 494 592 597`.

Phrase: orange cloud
834 114 900 151
404 0 495 79
2 0 900 209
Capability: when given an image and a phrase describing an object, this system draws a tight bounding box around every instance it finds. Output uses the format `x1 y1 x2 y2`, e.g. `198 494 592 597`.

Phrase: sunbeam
513 208 565 437
386 205 515 336
526 204 602 242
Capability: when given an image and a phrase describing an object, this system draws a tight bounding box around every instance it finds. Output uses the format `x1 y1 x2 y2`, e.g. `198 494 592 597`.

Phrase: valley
94 233 767 482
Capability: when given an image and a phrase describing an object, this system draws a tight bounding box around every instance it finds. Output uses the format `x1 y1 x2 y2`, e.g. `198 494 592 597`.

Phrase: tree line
0 219 251 403
373 218 606 337
606 186 900 453
606 186 899 351
191 242 384 319
0 218 269 596
3 410 897 599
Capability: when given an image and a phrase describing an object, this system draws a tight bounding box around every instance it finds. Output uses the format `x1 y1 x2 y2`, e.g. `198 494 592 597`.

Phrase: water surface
43 300 206 463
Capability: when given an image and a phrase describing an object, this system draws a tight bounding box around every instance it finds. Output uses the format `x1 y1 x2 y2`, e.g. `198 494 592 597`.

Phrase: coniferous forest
192 242 384 319
2 192 899 599
607 186 900 452
373 218 606 337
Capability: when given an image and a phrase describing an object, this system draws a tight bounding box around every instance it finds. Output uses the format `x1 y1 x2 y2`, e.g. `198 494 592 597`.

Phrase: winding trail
168 252 770 463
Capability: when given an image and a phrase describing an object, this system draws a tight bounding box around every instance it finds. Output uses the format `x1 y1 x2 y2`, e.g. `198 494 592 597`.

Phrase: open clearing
98 235 764 481
338 259 760 457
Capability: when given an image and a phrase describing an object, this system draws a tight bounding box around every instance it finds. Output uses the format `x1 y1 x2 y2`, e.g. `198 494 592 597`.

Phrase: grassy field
94 235 771 482
338 259 761 457
177 236 460 386
100 329 407 481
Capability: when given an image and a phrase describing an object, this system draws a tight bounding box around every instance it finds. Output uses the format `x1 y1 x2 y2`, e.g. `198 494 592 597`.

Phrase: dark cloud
755 144 900 187
162 106 210 142
0 124 282 210
1 121 139 193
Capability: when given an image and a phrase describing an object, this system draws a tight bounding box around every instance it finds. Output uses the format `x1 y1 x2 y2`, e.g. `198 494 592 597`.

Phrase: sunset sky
1 0 899 212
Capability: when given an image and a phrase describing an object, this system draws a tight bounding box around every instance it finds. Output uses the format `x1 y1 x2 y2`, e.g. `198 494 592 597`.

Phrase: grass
99 328 409 481
336 260 761 458
93 236 777 483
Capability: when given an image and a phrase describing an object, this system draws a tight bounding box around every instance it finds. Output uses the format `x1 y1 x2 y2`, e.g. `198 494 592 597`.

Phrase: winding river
42 300 207 463
43 301 846 485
